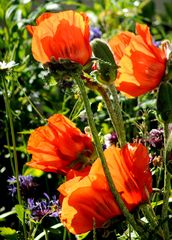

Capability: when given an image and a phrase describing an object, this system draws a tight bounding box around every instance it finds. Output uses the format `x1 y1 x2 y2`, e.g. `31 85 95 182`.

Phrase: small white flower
0 61 18 70
104 133 112 148
161 40 172 60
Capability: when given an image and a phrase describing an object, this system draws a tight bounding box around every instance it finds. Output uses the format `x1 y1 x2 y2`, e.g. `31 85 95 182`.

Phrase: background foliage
0 0 172 239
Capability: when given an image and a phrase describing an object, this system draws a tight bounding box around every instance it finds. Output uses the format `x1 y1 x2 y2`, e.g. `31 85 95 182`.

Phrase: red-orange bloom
26 10 92 65
58 143 152 234
27 114 94 173
109 23 166 97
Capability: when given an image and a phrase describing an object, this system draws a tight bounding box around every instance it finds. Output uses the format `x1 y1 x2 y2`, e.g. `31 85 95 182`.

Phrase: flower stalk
141 203 165 239
161 122 171 240
75 75 147 238
2 74 28 239
85 79 126 147
2 75 22 205
108 83 126 146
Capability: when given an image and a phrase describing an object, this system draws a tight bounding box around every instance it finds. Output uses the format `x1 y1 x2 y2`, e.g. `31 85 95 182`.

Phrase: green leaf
76 231 90 240
4 145 27 153
48 76 57 86
18 129 34 134
15 204 24 225
0 227 17 239
23 167 44 177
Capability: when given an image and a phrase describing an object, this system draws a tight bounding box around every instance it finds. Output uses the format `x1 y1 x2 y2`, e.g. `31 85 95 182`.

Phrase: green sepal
157 81 172 123
94 60 117 84
44 58 83 82
91 39 117 84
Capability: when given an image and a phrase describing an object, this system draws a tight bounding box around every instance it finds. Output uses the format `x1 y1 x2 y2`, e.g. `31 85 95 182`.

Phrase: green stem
44 229 48 240
161 122 171 240
108 83 126 146
2 77 22 204
63 227 67 240
5 120 15 175
142 204 164 239
75 75 146 238
16 79 46 122
85 80 126 147
31 223 39 240
2 75 27 239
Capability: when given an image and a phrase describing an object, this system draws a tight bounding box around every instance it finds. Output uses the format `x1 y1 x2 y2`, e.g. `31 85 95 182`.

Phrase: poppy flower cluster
27 118 152 234
27 10 167 97
27 114 94 173
25 10 157 236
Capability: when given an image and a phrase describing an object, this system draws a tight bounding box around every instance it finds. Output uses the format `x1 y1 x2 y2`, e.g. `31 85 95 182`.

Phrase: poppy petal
27 10 91 65
27 114 94 173
109 23 166 97
58 144 152 234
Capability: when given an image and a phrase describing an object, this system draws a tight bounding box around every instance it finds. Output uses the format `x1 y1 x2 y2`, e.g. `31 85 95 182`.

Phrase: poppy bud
157 81 172 122
91 39 117 84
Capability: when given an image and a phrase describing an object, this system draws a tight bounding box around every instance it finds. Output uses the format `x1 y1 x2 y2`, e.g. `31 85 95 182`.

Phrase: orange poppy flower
109 23 166 97
27 114 94 173
58 143 152 234
26 10 92 65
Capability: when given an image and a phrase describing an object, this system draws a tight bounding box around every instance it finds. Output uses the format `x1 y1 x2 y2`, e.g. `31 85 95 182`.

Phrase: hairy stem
161 122 171 240
85 80 126 147
108 83 126 146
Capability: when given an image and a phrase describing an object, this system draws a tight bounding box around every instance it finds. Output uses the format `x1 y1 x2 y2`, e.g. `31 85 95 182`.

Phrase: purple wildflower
103 132 118 149
153 40 161 48
90 26 102 41
27 193 60 221
7 175 38 198
148 128 164 149
8 184 17 197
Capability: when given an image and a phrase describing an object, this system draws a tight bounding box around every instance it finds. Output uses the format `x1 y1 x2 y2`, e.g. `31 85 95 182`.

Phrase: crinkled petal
27 10 91 64
58 144 152 234
27 114 93 173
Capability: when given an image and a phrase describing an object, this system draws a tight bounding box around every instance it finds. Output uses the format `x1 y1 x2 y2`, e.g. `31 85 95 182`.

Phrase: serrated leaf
4 145 27 153
15 204 24 224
